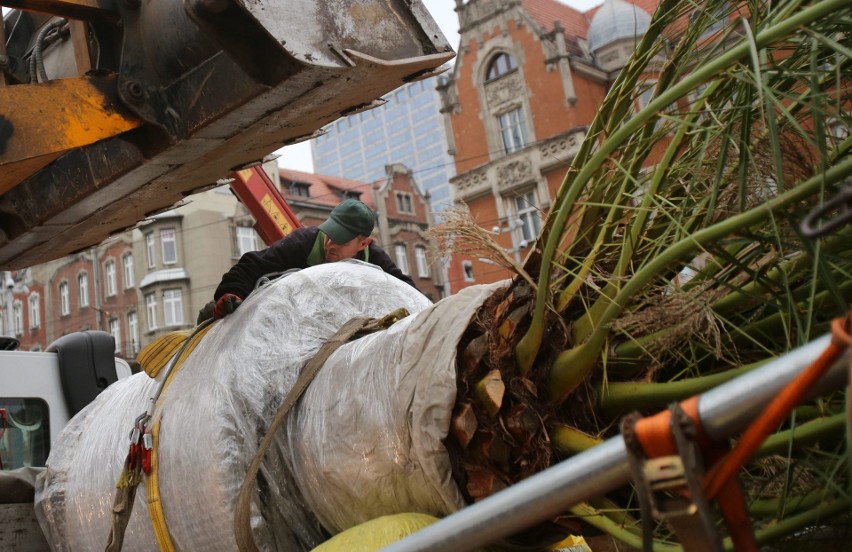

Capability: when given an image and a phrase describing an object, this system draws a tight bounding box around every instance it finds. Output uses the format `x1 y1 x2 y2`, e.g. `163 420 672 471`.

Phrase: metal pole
383 334 848 552
91 248 103 330
698 335 846 439
2 271 15 338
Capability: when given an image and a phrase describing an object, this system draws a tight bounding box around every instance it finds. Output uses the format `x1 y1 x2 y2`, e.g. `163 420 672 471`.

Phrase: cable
31 18 66 83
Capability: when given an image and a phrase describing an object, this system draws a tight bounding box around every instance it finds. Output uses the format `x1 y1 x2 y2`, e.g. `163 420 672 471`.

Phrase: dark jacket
214 226 416 300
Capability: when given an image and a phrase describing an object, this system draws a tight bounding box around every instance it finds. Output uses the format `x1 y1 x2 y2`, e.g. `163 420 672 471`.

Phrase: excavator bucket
0 0 453 268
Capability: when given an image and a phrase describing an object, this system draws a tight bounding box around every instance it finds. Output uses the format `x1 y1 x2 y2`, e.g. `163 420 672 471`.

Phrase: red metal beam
228 167 301 246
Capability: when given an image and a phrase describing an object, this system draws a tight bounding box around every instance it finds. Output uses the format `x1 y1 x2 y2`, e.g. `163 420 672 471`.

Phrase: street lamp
3 271 14 339
491 218 526 264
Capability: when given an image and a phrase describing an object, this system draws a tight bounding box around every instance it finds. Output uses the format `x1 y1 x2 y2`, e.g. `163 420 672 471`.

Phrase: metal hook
800 185 852 238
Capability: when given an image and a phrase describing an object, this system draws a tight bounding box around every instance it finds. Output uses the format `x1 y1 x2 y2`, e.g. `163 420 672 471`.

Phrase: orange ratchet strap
625 397 752 552
622 310 852 552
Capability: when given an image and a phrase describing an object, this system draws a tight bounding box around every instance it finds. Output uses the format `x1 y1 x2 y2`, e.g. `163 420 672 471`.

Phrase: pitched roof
520 0 662 40
278 168 376 209
628 0 661 19
521 0 592 38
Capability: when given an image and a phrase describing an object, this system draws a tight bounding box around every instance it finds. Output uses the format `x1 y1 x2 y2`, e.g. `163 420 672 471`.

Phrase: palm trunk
441 0 852 546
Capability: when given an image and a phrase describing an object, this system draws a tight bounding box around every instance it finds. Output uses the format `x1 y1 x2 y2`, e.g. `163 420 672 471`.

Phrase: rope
234 308 409 552
104 456 142 552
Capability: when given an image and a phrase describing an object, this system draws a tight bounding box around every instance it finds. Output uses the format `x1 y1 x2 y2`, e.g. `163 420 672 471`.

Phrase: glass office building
311 77 455 212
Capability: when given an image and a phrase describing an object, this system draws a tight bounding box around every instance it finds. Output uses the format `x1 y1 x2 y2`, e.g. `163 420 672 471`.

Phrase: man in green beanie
208 199 416 319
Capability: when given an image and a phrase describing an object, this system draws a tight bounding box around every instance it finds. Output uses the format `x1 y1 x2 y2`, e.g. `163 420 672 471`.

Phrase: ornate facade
439 0 659 290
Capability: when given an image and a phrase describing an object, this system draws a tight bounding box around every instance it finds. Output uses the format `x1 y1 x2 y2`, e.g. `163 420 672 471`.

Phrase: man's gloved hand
213 293 243 319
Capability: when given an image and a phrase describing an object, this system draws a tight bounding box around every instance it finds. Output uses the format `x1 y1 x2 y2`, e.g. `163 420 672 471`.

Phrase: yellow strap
138 324 217 378
144 321 218 551
146 418 174 552
138 330 191 378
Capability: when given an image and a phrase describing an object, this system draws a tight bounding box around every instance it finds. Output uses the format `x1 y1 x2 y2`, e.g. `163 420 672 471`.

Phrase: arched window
59 281 70 316
78 272 89 307
123 254 135 288
13 300 23 335
28 293 40 329
104 260 117 297
486 53 517 81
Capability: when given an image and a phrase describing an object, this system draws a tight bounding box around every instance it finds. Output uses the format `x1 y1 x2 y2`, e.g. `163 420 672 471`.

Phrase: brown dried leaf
465 466 508 501
474 369 505 416
450 402 478 448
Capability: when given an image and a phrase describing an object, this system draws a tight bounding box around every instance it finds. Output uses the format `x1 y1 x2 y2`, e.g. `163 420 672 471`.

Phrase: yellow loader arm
0 0 453 268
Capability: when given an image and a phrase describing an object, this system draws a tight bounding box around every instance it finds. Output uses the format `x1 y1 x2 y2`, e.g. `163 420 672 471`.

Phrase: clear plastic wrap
35 261 506 551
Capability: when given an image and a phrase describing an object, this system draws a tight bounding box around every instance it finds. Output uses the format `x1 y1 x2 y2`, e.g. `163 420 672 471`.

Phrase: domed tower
587 0 652 72
437 0 625 291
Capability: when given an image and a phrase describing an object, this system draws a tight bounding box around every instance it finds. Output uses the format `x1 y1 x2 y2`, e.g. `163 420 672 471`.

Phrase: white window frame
289 182 311 198
13 300 23 335
145 293 158 331
127 312 139 356
146 232 156 268
486 52 518 81
109 318 121 353
59 281 70 316
163 288 183 326
513 191 542 243
28 293 40 329
394 245 410 276
498 107 528 154
123 254 134 289
78 272 89 307
236 226 258 257
415 246 430 278
462 260 475 282
105 260 117 297
395 192 414 214
161 229 177 265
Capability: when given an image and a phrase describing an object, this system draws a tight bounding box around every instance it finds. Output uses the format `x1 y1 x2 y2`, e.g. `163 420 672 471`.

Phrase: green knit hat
318 199 376 244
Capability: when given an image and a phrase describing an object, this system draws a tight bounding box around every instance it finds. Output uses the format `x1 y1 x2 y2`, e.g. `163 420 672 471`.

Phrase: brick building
0 238 138 354
373 164 445 300
439 0 660 290
97 237 139 357
1 188 243 355
277 164 445 300
38 236 138 356
5 161 444 354
1 269 47 350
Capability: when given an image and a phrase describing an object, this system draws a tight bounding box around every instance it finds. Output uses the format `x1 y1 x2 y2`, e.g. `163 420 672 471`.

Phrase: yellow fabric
309 512 592 552
310 513 440 552
146 418 174 552
549 535 592 551
138 323 216 378
142 321 218 551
